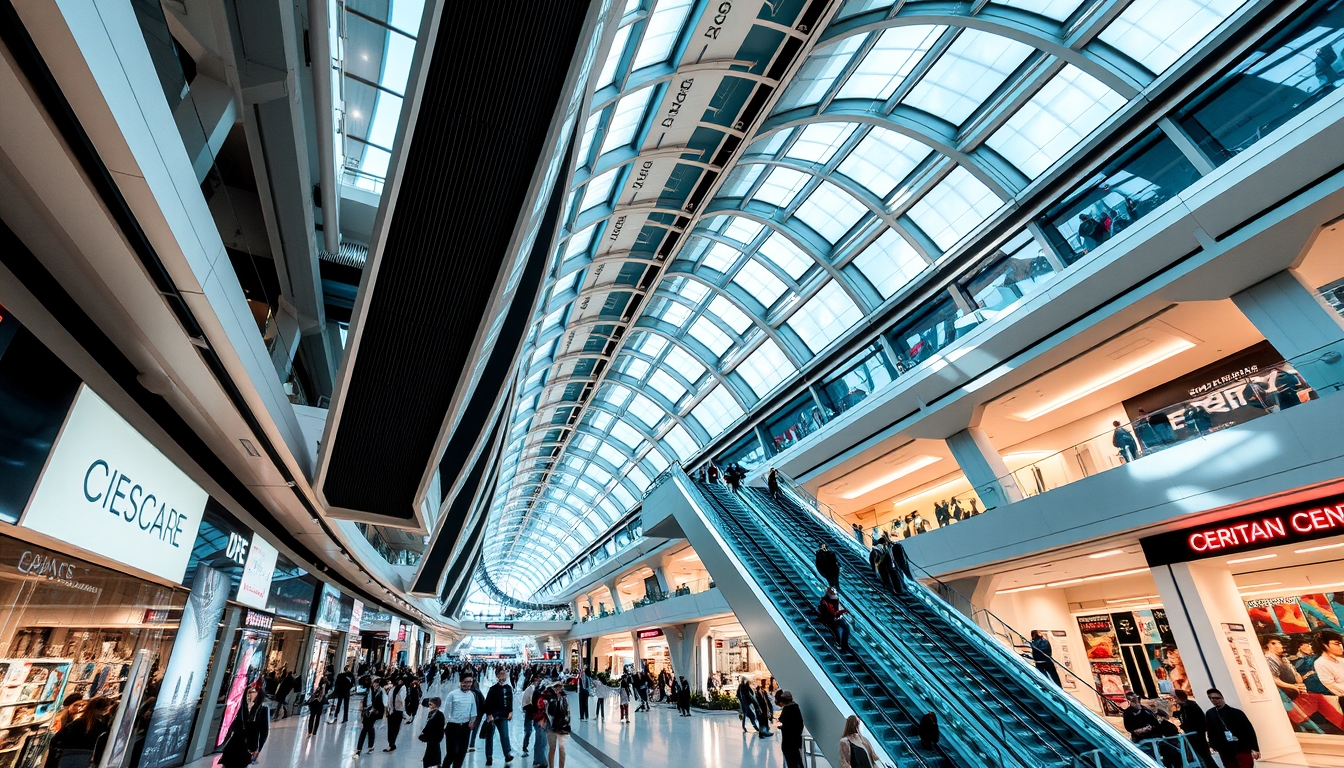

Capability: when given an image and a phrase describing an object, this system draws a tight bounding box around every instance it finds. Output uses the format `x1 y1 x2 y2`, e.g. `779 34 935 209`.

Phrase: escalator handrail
680 476 970 768
740 488 1100 767
773 476 1156 768
735 488 1080 768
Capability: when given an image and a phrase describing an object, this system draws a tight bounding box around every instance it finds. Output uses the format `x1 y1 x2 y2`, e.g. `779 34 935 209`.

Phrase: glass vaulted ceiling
474 0 1250 601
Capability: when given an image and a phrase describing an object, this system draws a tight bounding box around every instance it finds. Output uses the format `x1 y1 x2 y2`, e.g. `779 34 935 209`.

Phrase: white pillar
946 426 1023 509
1151 561 1306 763
1232 269 1344 395
603 578 623 614
651 566 671 597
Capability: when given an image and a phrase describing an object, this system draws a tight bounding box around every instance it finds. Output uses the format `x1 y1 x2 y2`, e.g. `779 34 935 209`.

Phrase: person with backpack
385 677 408 752
839 715 879 768
818 587 851 652
815 543 840 589
304 678 326 736
355 677 384 757
546 680 571 768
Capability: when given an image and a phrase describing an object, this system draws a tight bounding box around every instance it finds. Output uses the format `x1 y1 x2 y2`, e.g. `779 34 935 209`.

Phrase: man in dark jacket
1029 631 1062 686
483 668 513 766
814 543 840 589
1172 691 1216 768
1121 691 1159 743
776 690 804 768
274 672 297 719
335 666 356 722
1204 689 1259 767
886 538 911 595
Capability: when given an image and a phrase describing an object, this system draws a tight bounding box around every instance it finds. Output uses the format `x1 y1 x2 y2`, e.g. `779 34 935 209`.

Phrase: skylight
907 167 1002 251
1098 0 1245 74
836 25 945 101
691 385 744 438
785 123 858 164
735 339 796 397
787 281 863 353
852 229 926 298
793 182 868 242
754 167 813 208
837 128 933 198
631 0 695 70
902 29 1034 126
600 87 655 154
985 66 1126 178
757 232 811 279
731 257 788 306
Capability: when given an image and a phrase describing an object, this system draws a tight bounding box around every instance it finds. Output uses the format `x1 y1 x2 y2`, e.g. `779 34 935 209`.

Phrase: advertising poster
217 630 267 746
236 534 278 609
99 649 153 768
1078 615 1120 661
138 565 230 768
315 583 341 630
1243 591 1344 736
1091 661 1129 706
1222 622 1270 703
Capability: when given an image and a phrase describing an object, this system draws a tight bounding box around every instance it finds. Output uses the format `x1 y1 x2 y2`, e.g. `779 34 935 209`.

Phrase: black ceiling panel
323 0 592 521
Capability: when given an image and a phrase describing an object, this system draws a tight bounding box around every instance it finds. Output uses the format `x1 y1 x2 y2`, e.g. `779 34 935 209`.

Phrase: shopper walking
1204 688 1259 767
885 537 911 596
304 684 325 736
546 681 571 768
677 676 692 716
385 677 407 752
918 712 939 750
1172 690 1216 768
815 543 840 589
577 670 590 721
838 715 879 768
755 683 774 736
618 674 631 722
520 676 538 755
1029 630 1062 686
218 689 269 768
274 672 296 719
736 677 758 733
776 691 805 768
444 676 479 768
419 698 445 768
355 677 384 756
407 678 423 720
483 668 514 766
529 684 551 768
767 468 781 499
335 666 356 722
466 677 487 753
1112 421 1139 462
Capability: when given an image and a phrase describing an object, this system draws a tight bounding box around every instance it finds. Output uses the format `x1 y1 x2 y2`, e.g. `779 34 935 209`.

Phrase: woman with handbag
220 688 269 768
355 677 385 757
419 698 445 768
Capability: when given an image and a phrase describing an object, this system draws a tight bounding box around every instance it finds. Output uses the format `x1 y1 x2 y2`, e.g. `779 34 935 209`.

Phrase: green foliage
690 692 740 710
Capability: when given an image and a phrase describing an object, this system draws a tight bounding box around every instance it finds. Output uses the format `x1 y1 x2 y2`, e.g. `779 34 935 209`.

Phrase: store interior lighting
1010 339 1196 421
838 455 943 499
1239 580 1344 597
1226 553 1277 564
1087 549 1126 559
1294 542 1344 554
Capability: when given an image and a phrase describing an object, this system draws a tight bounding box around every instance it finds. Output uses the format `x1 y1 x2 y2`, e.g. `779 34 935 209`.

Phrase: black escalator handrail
740 488 1091 768
679 478 954 768
773 480 1156 768
735 489 1070 768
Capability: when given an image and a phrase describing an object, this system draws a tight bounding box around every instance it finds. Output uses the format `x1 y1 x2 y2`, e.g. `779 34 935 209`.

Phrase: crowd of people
1121 687 1262 768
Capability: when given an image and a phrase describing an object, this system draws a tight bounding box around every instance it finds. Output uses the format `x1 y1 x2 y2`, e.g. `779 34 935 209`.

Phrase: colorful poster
217 630 266 747
1111 612 1142 645
1092 661 1129 706
1134 610 1164 644
1299 594 1344 632
99 649 153 768
1222 622 1270 703
1273 601 1311 634
1243 590 1344 737
1077 615 1120 660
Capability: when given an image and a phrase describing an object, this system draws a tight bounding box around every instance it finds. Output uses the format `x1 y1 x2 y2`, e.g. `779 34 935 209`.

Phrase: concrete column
651 566 671 597
570 600 580 621
630 631 643 670
945 426 1023 509
1232 269 1344 396
1150 561 1306 764
695 624 714 692
603 578 623 614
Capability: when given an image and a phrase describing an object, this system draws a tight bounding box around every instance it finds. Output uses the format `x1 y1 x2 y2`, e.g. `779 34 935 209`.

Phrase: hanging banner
236 533 278 608
138 565 231 768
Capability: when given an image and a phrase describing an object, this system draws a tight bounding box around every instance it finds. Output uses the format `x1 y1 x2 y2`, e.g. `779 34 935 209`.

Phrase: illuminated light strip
1012 339 1196 421
1088 549 1126 559
999 567 1150 594
1105 595 1160 604
1239 580 1344 597
836 455 943 499
1295 542 1344 554
1235 582 1281 591
1226 553 1277 564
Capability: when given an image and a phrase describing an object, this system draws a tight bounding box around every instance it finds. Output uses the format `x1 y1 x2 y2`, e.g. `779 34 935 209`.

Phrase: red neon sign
1143 496 1344 566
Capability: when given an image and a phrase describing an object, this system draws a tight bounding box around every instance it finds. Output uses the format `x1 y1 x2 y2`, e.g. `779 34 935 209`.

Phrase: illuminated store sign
636 628 663 639
236 533 278 608
22 387 206 582
1141 494 1344 566
485 623 513 630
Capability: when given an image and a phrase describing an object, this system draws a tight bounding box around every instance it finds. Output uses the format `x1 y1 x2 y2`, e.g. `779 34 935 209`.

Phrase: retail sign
350 599 364 635
485 623 514 630
21 387 207 582
242 609 274 632
314 582 341 630
236 532 278 608
636 628 664 639
1141 494 1344 566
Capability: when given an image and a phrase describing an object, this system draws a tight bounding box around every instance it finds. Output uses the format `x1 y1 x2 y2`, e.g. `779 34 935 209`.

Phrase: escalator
736 484 1153 767
646 465 1156 768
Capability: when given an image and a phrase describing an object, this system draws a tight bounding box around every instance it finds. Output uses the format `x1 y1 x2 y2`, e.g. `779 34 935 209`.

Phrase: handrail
774 474 1154 767
719 482 1027 768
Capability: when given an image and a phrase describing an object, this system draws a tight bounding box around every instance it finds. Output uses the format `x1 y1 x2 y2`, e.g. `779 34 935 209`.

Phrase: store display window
1245 590 1344 737
0 534 183 768
1076 609 1190 708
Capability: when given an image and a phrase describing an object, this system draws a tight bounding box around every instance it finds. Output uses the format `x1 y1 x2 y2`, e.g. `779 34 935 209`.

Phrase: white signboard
22 387 207 582
236 532 278 608
349 599 364 636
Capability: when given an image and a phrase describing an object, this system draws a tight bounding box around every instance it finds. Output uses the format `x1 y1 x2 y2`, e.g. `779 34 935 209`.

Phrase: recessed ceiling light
837 455 942 499
1227 553 1277 564
1010 339 1196 421
1295 542 1344 554
1088 549 1126 559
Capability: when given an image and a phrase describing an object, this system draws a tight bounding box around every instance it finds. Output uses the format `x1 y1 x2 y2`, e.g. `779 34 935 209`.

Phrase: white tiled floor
181 683 794 768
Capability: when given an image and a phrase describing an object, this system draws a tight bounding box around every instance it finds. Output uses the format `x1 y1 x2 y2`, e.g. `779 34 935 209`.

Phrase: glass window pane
597 24 632 89
819 344 895 417
903 30 1034 125
610 419 644 449
653 296 693 327
722 164 765 197
960 230 1057 317
853 229 926 298
689 315 734 356
907 166 1003 251
753 167 813 208
634 332 668 357
722 217 765 245
887 299 964 371
787 281 863 353
785 123 858 164
690 385 744 438
701 242 742 272
745 129 793 158
716 432 767 471
793 182 868 242
649 368 686 403
735 338 796 397
627 393 665 427
775 37 865 112
837 26 945 100
998 0 1083 19
631 0 695 70
662 423 700 460
837 127 933 198
663 344 706 382
580 168 619 211
764 392 825 452
731 257 789 306
986 65 1127 178
643 446 670 473
708 295 753 334
600 88 655 154
1098 0 1245 74
758 232 813 279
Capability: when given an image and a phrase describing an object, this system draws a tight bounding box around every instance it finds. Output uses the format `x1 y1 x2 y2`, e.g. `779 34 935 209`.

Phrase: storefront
709 624 772 685
635 628 670 676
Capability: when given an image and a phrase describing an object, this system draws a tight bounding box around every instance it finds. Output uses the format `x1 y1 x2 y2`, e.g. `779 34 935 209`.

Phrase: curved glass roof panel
757 232 812 279
907 167 1003 251
775 35 864 112
702 241 743 272
985 65 1126 178
793 182 869 242
786 123 859 164
662 344 705 382
596 23 632 89
688 315 733 356
853 229 927 298
837 128 933 199
691 384 744 438
609 419 645 450
626 393 665 428
722 164 765 197
1098 0 1246 74
648 367 687 403
736 338 796 398
787 281 863 354
579 168 620 211
631 0 694 70
708 295 753 334
732 257 789 306
600 87 655 154
662 423 699 461
998 0 1085 20
902 30 1034 126
754 167 813 208
836 25 945 101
